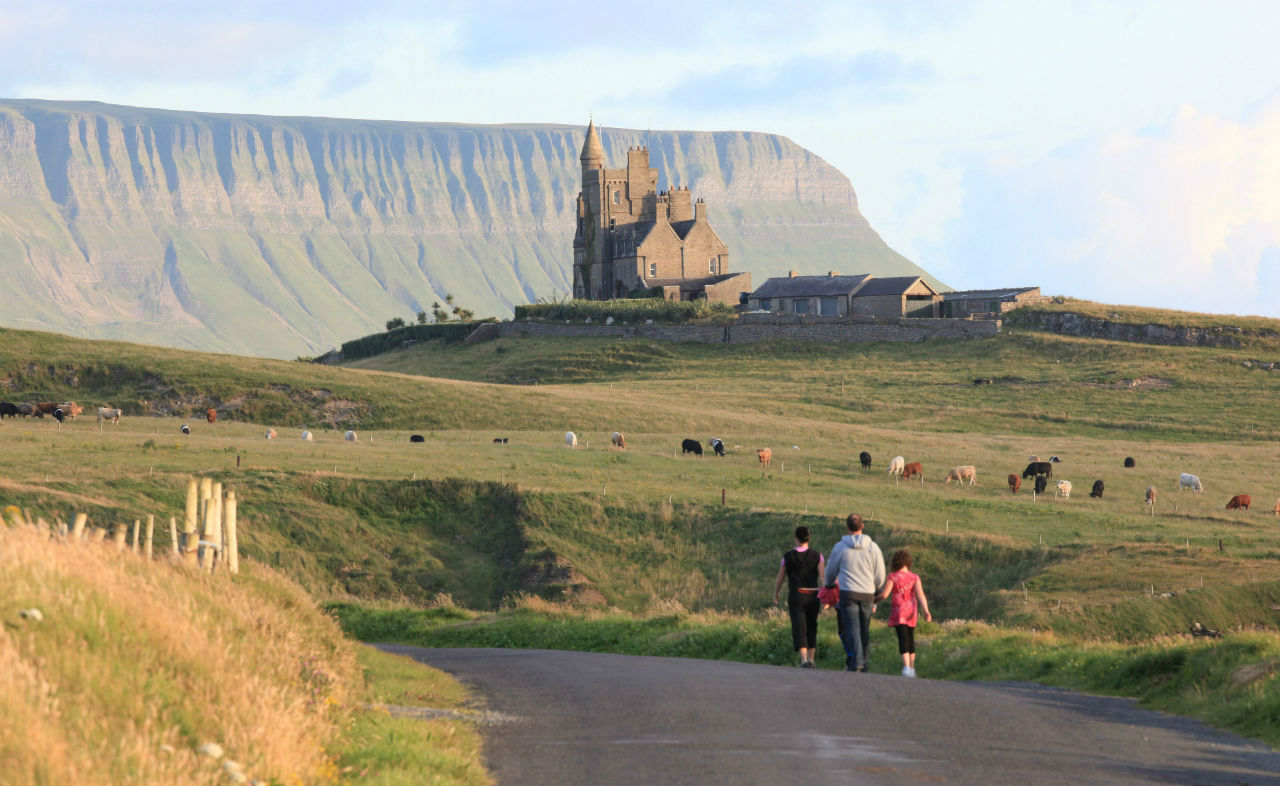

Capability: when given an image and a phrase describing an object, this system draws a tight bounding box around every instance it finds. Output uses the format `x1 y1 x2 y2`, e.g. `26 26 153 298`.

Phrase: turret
580 119 604 173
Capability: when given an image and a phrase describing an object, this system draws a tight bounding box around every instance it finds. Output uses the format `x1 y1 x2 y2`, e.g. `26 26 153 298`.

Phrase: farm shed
847 276 942 318
746 272 872 316
941 287 1044 318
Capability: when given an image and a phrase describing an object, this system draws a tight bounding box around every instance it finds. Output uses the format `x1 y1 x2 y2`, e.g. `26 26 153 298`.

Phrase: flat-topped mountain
0 99 936 357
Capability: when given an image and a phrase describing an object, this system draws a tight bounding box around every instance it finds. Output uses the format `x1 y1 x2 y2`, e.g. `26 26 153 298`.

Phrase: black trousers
788 590 820 650
894 624 916 654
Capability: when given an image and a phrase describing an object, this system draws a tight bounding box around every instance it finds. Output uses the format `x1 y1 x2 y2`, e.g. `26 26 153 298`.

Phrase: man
824 514 886 672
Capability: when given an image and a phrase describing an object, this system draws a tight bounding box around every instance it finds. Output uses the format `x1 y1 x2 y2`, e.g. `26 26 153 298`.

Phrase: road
378 645 1280 786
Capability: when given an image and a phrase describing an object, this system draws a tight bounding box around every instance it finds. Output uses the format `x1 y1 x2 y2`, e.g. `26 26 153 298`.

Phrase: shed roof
649 273 744 292
942 287 1039 301
853 276 935 297
750 274 871 299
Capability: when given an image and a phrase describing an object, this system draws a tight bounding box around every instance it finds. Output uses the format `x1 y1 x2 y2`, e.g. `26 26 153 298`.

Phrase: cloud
936 98 1280 318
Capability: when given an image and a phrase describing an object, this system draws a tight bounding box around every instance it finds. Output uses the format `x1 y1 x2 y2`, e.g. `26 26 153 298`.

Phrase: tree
385 317 407 331
430 301 450 323
416 310 428 325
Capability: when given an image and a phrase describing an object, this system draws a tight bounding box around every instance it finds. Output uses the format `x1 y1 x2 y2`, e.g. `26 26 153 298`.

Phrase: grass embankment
0 519 487 785
1010 297 1280 340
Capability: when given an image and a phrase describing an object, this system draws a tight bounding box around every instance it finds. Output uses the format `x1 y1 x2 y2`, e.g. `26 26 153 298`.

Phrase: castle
572 120 750 303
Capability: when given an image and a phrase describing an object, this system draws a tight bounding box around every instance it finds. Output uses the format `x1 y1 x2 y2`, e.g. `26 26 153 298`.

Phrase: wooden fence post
200 481 218 572
212 482 224 571
131 519 140 553
112 521 127 550
145 515 155 560
184 478 199 566
72 512 88 539
225 490 239 575
169 516 179 556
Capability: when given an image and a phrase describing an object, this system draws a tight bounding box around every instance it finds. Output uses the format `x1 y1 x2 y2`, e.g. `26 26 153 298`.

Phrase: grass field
1 309 1279 746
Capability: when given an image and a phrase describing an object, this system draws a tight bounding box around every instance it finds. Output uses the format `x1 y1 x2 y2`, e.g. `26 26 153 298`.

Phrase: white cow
945 465 977 485
263 429 277 440
1178 473 1204 492
96 406 122 424
887 455 905 476
565 431 578 448
1056 480 1072 498
300 431 314 441
344 430 357 442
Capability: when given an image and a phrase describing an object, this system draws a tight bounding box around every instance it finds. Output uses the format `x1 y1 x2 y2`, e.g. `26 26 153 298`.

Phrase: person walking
878 549 932 677
824 514 886 672
773 526 825 668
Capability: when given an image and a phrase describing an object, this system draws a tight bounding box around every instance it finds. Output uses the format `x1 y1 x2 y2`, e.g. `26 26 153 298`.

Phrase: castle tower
580 119 603 173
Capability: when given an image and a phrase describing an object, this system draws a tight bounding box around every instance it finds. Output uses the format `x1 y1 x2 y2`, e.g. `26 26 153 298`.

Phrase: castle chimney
694 198 706 222
828 271 839 277
789 270 798 278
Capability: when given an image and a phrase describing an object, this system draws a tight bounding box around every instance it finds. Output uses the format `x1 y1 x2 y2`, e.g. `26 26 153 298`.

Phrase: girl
773 526 825 668
878 549 931 677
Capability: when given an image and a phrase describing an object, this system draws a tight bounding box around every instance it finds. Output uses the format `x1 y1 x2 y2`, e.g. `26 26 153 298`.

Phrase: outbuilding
941 287 1044 318
746 272 872 316
848 276 941 318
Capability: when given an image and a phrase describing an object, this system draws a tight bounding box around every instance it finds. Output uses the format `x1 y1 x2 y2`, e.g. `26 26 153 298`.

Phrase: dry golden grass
0 519 360 785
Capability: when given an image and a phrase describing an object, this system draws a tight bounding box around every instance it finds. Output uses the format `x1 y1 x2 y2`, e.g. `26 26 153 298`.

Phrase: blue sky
4 0 1279 316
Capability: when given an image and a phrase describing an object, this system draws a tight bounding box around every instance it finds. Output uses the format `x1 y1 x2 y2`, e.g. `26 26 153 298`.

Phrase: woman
773 526 826 668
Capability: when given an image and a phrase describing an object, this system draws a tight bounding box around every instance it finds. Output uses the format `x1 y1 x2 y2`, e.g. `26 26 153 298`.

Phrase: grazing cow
903 462 923 481
0 402 17 418
344 430 357 442
681 438 703 456
96 407 122 424
1056 480 1072 498
34 402 57 417
1034 475 1048 495
410 434 425 443
493 437 509 444
611 432 626 449
1124 456 1136 468
1226 494 1251 510
301 431 314 441
1273 498 1280 515
887 456 905 476
206 408 217 424
1178 473 1204 492
945 466 977 485
264 429 277 440
711 438 726 456
1090 479 1104 498
1022 461 1053 479
756 448 772 469
1049 456 1061 463
565 431 578 448
1028 455 1039 461
180 424 191 435
859 451 872 470
52 408 65 423
16 403 36 417
1146 486 1157 505
1008 473 1021 494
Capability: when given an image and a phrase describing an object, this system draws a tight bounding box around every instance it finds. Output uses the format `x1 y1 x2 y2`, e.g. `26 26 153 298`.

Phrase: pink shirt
886 569 920 627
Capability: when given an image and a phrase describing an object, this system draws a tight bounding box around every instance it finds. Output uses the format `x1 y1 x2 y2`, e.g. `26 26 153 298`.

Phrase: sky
3 0 1278 316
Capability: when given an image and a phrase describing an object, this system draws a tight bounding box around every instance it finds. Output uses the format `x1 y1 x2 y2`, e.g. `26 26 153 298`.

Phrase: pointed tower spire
580 118 604 170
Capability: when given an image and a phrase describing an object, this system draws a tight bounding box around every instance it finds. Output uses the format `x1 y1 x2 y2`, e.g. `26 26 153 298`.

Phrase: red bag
818 585 840 608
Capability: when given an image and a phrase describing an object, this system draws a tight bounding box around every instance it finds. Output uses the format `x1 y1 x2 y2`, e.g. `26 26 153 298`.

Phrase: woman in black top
773 526 826 668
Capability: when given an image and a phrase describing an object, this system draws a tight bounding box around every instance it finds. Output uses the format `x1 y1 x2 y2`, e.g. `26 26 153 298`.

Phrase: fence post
145 515 155 560
184 478 199 566
169 516 179 556
131 519 140 553
225 491 239 575
112 521 127 550
72 512 88 539
213 482 224 571
199 481 216 571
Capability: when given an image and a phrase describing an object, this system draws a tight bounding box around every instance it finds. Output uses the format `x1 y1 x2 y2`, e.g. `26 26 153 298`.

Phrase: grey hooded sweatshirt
824 533 887 602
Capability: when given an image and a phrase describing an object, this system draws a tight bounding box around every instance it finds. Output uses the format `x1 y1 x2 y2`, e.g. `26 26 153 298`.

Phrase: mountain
0 99 938 357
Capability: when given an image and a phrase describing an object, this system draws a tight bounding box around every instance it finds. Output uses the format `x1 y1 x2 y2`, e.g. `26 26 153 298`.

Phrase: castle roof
580 119 603 163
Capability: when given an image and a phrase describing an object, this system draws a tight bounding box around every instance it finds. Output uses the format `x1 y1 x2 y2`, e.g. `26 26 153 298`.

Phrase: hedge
514 299 735 324
340 320 494 361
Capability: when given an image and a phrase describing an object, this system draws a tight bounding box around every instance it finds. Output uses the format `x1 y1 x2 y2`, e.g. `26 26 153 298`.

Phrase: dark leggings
788 590 820 650
894 624 916 654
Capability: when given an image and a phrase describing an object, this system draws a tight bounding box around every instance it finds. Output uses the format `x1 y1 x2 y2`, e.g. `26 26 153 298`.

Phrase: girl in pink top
877 549 932 677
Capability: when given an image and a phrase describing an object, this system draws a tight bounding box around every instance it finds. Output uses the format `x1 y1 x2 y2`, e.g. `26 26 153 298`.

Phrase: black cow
180 424 191 435
682 439 703 456
0 402 17 418
710 438 725 457
1034 475 1048 494
1049 455 1062 463
1022 461 1053 479
492 437 508 444
859 451 872 470
1090 479 1105 498
1123 456 1136 468
410 434 425 443
52 408 65 423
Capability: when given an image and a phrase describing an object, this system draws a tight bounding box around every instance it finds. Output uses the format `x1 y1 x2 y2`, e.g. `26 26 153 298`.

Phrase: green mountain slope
0 99 934 357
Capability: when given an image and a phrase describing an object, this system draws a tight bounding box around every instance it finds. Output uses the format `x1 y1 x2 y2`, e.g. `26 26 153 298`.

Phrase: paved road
379 645 1280 786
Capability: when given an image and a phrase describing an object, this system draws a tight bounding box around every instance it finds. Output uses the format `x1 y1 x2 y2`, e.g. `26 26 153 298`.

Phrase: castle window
613 190 620 205
649 262 657 278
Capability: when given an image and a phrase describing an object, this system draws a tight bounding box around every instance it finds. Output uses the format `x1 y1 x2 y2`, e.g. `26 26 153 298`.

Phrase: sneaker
901 666 911 677
845 657 858 672
801 661 814 669
907 668 917 678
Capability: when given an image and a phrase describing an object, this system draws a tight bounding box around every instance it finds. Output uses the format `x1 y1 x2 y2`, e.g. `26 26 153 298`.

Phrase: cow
711 438 726 456
1124 456 1136 468
264 429 277 440
1008 473 1021 494
16 403 36 417
52 408 65 423
47 402 82 419
1274 498 1280 515
1034 475 1048 495
1028 455 1039 461
756 448 772 469
1090 480 1104 498
180 424 191 435
96 407 122 424
206 408 217 424
681 438 703 456
0 402 17 418
887 456 905 476
1056 480 1072 499
945 466 977 485
1178 473 1204 492
493 437 509 444
859 451 872 470
611 432 626 449
565 431 578 448
1226 494 1251 510
903 462 923 481
1022 461 1053 479
409 434 425 443
34 402 58 418
1146 486 1157 505
344 430 357 442
300 431 314 441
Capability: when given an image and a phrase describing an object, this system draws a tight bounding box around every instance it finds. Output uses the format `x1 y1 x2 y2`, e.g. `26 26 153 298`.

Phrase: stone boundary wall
1007 310 1278 348
466 315 1000 345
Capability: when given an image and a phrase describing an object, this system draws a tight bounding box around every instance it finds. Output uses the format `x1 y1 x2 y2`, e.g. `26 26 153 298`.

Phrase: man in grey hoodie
824 514 887 672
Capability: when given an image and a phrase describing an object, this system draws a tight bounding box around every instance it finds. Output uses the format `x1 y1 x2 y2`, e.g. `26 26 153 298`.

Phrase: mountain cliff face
0 99 936 357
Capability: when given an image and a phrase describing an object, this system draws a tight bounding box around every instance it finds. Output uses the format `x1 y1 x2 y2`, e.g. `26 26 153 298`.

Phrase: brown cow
611 432 626 449
902 462 923 481
1274 498 1280 515
206 408 217 424
1008 473 1021 494
756 448 772 469
1226 494 1251 510
1146 486 1157 505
